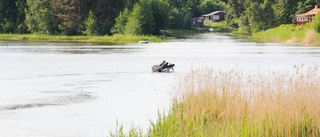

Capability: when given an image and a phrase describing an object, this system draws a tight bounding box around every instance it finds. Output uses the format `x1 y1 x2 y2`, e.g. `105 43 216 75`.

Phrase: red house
193 17 205 27
296 5 320 25
202 11 227 22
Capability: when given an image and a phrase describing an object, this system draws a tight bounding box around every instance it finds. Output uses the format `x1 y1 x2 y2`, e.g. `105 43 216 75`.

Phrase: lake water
0 33 319 136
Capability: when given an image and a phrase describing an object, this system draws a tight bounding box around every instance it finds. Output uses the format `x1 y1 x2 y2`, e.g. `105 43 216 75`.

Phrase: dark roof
193 17 205 19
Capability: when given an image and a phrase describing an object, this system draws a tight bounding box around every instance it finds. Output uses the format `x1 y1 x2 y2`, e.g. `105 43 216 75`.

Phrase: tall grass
111 65 320 136
149 65 320 136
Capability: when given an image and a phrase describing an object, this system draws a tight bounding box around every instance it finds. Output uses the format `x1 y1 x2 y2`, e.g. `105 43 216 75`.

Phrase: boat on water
151 64 175 73
139 40 149 44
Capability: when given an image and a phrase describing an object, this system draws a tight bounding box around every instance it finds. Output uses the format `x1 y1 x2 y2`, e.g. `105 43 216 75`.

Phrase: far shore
0 34 170 45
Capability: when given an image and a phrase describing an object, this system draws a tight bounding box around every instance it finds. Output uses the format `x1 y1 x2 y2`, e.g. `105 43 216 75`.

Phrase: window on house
197 19 203 22
213 15 219 20
298 17 304 21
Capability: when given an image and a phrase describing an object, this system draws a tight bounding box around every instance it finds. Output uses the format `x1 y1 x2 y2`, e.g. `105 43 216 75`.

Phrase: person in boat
161 62 169 69
167 63 175 68
159 60 166 66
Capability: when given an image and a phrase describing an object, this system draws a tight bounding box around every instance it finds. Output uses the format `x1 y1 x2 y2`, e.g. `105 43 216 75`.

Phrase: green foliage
137 0 155 35
83 10 97 36
250 18 320 45
1 0 320 36
112 8 130 34
226 0 245 28
52 0 82 35
250 24 296 42
92 0 124 35
124 0 155 35
123 0 140 10
109 121 144 137
124 4 143 35
246 2 263 33
0 0 27 33
314 14 320 33
238 14 250 33
296 0 316 15
261 0 276 30
15 0 28 34
199 0 226 15
168 8 193 29
151 0 170 34
227 0 320 34
25 0 57 34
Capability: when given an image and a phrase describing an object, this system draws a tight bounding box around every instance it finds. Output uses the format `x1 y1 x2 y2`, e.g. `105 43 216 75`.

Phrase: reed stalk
111 65 320 137
149 65 320 136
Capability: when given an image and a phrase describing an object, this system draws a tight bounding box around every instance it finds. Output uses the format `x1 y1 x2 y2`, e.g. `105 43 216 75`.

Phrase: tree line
0 0 225 35
227 0 320 33
0 0 318 36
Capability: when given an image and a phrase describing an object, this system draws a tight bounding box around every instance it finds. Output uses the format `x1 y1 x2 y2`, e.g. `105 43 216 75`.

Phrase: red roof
296 5 320 17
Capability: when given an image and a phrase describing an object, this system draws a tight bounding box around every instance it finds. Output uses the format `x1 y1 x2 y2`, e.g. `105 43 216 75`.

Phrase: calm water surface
0 33 319 136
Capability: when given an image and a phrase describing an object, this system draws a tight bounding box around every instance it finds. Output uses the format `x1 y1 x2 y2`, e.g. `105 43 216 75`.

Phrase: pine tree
124 3 143 35
83 10 97 36
112 8 130 34
25 0 57 34
124 0 155 35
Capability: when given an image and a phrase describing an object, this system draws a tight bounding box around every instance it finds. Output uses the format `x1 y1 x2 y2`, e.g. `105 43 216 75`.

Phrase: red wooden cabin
296 5 320 25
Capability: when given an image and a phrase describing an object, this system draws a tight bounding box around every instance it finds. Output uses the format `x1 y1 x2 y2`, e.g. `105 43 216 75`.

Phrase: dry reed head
173 65 320 136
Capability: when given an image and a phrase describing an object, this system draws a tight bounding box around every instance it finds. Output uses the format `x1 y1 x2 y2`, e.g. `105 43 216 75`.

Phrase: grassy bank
0 34 168 44
203 21 232 32
250 24 320 45
111 65 320 136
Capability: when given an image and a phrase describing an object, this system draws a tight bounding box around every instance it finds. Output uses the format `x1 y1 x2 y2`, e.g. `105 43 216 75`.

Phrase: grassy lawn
203 21 232 32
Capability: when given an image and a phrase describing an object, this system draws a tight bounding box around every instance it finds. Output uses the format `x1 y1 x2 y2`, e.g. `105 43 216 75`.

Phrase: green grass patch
203 21 232 32
0 34 169 44
250 24 320 45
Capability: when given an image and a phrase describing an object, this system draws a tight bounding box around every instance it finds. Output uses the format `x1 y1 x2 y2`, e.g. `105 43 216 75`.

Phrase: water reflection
0 92 95 110
0 45 144 54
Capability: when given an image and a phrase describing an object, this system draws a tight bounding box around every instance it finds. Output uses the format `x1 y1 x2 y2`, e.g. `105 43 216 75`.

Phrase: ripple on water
0 92 95 111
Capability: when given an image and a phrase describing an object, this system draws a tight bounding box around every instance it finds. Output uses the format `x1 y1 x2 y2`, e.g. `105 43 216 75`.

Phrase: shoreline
0 34 170 45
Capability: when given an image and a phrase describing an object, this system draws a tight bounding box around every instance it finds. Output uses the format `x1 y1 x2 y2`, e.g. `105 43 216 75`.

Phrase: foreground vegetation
0 34 167 44
111 65 320 136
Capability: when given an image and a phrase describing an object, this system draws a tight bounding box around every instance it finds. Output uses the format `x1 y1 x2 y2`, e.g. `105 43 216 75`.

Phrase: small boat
139 40 149 44
151 64 174 73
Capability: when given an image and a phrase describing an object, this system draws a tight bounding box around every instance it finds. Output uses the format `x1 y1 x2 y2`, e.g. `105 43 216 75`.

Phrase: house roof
296 5 320 17
202 11 226 17
193 17 204 19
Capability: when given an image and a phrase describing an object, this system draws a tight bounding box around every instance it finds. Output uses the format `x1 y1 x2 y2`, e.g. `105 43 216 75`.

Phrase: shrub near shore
111 65 320 136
